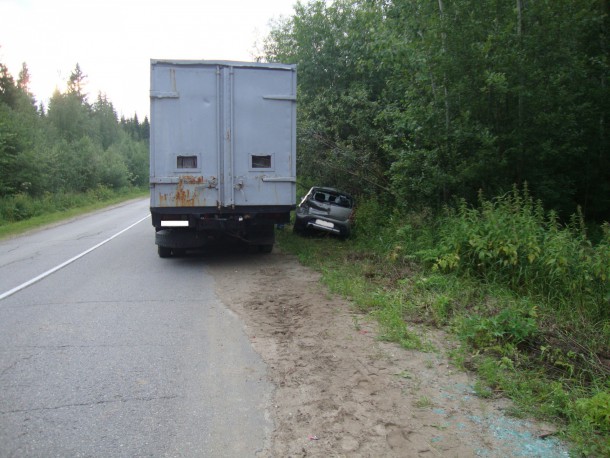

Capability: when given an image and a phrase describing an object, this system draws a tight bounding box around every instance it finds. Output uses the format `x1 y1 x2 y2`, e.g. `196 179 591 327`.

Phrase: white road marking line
0 215 150 301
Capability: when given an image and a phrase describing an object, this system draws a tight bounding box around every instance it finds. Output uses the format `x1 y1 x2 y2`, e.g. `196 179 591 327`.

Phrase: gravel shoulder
206 249 570 457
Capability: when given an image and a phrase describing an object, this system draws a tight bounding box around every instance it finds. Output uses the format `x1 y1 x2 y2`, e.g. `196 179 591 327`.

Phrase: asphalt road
0 198 272 457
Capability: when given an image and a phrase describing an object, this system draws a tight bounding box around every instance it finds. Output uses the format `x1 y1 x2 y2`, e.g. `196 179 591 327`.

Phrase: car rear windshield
312 190 353 208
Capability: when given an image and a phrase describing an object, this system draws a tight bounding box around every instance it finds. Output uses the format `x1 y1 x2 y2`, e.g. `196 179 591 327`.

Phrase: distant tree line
264 0 609 221
0 61 149 198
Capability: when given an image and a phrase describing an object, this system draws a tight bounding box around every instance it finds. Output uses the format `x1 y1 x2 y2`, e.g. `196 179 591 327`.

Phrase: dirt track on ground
207 249 569 457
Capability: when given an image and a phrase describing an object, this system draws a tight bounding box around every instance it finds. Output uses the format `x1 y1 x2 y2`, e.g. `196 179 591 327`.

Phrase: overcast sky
0 0 298 119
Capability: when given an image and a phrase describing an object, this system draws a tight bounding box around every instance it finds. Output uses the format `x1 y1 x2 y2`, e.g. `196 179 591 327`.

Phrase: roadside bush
352 197 398 250
0 193 37 221
353 197 439 266
457 302 539 349
575 390 610 435
98 149 130 189
434 186 610 324
0 185 140 225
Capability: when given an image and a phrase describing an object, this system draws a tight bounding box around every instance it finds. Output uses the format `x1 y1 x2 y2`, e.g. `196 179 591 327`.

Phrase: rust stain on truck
179 175 205 185
174 178 197 206
158 176 205 207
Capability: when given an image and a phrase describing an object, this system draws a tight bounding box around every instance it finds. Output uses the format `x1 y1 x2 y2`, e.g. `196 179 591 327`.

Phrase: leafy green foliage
435 186 610 323
458 304 539 349
265 0 610 221
0 61 149 216
576 391 610 435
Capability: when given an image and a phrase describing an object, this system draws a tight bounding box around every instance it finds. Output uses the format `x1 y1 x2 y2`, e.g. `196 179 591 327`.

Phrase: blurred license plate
315 219 334 229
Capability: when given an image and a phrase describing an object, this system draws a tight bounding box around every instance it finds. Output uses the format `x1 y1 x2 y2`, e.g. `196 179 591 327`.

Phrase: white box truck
149 60 297 257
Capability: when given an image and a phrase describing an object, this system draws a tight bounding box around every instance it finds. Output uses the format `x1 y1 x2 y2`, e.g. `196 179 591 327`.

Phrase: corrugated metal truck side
149 60 297 257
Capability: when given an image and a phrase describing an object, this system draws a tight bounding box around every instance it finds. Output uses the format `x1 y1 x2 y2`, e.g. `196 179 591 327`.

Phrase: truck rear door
150 61 296 211
228 65 297 208
150 62 220 209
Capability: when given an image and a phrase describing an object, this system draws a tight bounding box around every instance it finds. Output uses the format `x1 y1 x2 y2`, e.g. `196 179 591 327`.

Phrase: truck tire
155 229 206 250
158 245 172 258
259 244 273 253
246 222 275 250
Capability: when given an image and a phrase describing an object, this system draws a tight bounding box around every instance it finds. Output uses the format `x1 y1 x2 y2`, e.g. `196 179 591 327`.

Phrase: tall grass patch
435 186 609 327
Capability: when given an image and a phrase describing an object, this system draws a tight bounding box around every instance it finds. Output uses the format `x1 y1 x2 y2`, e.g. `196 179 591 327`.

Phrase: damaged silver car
293 187 355 238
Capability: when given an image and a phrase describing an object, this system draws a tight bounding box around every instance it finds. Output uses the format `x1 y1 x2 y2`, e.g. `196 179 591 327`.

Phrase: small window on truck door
177 155 197 169
251 154 272 169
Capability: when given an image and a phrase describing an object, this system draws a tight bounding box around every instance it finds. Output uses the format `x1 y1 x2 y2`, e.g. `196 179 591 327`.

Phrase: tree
0 62 18 108
17 62 31 92
67 63 88 102
0 61 35 196
47 88 92 142
0 104 21 195
92 92 119 149
15 62 37 111
140 116 150 140
264 0 393 197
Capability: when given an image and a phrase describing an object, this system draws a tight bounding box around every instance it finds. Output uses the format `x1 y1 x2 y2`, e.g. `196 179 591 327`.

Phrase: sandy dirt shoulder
207 249 569 457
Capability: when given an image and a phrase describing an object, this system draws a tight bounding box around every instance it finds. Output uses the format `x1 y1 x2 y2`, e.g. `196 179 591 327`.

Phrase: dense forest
264 0 609 222
0 61 148 215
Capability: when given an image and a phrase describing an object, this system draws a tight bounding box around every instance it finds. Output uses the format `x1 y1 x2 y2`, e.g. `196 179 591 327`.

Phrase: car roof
310 187 353 199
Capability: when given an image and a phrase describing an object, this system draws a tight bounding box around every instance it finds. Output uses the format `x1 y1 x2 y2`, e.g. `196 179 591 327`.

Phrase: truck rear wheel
259 244 273 253
246 222 275 252
158 245 172 258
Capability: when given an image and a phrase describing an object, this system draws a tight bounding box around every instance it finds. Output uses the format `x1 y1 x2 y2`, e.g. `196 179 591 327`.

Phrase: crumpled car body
293 187 355 238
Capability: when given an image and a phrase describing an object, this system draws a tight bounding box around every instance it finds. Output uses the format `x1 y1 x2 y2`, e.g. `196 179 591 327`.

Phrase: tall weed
352 197 400 251
435 186 610 324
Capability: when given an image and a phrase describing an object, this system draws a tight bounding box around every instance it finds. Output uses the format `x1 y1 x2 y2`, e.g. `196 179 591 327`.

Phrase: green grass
276 193 610 456
415 396 434 408
0 186 148 240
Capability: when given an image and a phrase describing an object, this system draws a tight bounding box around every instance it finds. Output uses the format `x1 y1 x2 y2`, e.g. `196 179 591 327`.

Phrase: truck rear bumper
150 206 294 228
152 206 281 252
